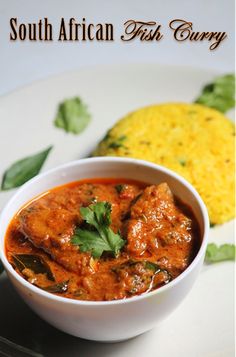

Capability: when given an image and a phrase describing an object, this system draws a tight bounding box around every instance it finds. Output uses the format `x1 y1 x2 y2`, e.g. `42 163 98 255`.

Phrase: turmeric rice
94 103 235 225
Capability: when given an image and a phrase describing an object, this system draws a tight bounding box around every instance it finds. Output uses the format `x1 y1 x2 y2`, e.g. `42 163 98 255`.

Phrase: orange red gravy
5 178 201 301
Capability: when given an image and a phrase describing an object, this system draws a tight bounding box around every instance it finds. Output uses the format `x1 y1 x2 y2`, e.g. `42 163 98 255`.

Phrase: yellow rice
94 103 235 225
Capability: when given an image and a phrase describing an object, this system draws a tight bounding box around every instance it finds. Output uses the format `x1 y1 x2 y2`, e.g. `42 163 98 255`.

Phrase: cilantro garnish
54 96 91 134
108 135 127 149
71 202 125 258
195 74 235 113
205 243 235 263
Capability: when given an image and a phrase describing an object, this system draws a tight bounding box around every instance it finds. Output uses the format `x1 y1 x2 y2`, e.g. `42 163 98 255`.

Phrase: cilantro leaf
108 135 127 149
205 243 236 263
54 97 91 134
195 74 235 113
81 201 112 228
71 202 125 258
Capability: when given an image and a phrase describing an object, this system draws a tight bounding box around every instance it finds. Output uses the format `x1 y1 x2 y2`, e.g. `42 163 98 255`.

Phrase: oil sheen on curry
5 178 201 301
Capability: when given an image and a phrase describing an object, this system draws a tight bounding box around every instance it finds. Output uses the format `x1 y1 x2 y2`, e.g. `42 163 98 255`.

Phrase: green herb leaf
80 201 112 228
115 184 126 194
108 135 127 149
1 146 52 191
195 74 235 113
111 260 172 293
205 243 236 263
71 201 125 258
178 158 186 167
0 259 4 275
144 261 160 272
102 131 111 142
12 254 55 281
42 280 69 293
54 97 91 134
113 260 171 277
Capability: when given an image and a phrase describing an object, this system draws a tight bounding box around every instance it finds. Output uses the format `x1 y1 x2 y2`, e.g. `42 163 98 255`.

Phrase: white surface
0 0 235 96
0 64 234 356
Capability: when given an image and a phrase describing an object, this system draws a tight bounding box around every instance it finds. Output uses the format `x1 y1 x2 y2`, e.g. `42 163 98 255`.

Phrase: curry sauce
5 178 201 301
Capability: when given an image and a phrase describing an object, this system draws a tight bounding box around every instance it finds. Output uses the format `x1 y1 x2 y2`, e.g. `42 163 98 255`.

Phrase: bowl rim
0 156 209 306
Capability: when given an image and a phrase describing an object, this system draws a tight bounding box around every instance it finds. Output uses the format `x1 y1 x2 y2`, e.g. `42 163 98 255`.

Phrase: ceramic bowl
0 157 209 342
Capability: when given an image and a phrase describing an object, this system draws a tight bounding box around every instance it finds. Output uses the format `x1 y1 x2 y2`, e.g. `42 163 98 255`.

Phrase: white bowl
0 157 209 342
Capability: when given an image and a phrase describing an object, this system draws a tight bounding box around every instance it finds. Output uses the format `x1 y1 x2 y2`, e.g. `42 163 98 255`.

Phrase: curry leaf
112 260 171 293
1 146 52 191
112 260 171 277
71 201 125 258
42 280 69 293
205 243 236 263
12 254 55 281
54 97 91 134
195 74 235 113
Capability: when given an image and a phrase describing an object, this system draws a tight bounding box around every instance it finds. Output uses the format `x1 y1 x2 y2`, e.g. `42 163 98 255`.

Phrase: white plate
0 64 234 357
